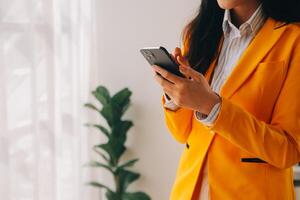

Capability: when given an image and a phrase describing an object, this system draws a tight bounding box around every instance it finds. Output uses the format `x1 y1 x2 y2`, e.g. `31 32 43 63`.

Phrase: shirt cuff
163 94 180 111
195 102 221 126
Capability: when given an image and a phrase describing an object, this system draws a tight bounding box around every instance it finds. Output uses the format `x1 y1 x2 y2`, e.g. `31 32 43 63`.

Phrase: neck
230 1 261 27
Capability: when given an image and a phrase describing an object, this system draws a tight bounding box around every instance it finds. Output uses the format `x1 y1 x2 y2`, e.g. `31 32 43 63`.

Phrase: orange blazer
162 18 300 200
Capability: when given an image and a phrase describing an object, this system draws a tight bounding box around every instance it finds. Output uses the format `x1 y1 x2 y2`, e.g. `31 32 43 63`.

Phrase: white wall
94 0 199 199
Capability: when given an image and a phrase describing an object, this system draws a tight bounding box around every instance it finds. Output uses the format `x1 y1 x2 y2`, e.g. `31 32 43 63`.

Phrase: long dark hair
183 0 300 75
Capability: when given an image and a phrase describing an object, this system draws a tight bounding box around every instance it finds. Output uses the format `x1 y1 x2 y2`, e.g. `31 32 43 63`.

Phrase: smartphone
140 46 184 77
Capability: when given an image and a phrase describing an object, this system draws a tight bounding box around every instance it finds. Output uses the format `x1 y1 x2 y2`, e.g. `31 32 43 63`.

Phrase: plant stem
114 174 121 195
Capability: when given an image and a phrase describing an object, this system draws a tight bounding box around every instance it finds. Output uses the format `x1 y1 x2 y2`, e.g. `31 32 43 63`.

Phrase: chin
216 0 243 9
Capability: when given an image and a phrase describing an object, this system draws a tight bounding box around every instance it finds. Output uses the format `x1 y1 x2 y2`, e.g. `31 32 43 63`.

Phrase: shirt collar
222 4 266 37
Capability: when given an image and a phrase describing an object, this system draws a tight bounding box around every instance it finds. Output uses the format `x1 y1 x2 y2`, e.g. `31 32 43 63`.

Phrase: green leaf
116 169 140 192
105 190 121 200
122 192 151 200
118 158 139 170
86 181 112 192
111 120 133 138
111 88 132 115
84 103 100 112
92 86 110 106
121 102 131 116
85 123 110 138
95 142 126 166
100 103 121 127
112 88 131 106
93 147 110 163
84 161 113 173
99 88 132 127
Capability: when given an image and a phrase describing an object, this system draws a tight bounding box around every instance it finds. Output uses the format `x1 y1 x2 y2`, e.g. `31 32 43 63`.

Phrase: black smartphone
140 46 184 77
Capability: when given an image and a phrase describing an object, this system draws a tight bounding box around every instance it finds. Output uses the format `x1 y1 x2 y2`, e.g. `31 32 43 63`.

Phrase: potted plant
84 86 151 200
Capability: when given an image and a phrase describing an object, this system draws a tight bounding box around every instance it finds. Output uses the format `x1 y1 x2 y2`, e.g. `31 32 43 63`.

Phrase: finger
173 47 182 58
153 65 183 84
154 73 175 93
179 67 192 80
177 55 190 66
154 75 176 98
179 65 202 82
170 47 182 65
177 63 194 80
170 54 179 65
175 63 191 79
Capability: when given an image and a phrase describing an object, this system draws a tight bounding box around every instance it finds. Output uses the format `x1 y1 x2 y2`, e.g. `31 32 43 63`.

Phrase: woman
152 0 300 199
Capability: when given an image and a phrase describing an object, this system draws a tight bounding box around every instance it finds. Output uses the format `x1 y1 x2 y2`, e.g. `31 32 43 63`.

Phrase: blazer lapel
220 17 288 99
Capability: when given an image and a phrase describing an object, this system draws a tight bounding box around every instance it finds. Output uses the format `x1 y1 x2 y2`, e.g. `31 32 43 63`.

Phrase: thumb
173 47 182 57
179 65 202 82
177 54 190 66
171 47 182 65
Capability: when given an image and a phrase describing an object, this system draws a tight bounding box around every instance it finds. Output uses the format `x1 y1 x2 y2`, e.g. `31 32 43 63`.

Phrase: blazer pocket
241 157 267 163
185 142 190 149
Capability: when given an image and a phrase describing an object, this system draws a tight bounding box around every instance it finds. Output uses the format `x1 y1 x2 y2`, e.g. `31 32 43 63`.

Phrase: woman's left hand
152 64 221 115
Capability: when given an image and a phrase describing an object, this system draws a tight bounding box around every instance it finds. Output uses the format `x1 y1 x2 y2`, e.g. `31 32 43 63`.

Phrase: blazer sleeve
210 55 300 169
161 95 194 143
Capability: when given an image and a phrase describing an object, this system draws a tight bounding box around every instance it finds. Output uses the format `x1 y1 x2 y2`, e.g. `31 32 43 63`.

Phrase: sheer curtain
0 0 99 199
